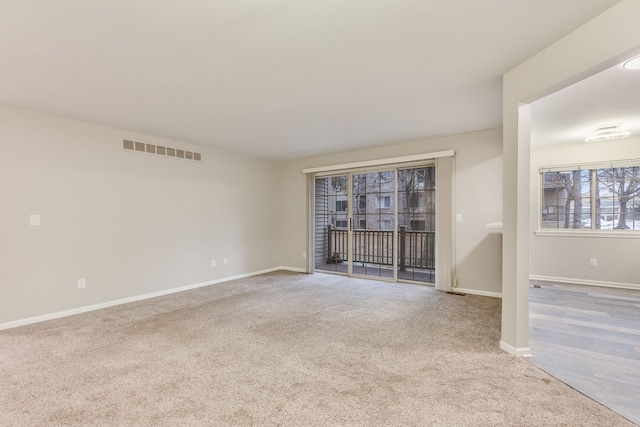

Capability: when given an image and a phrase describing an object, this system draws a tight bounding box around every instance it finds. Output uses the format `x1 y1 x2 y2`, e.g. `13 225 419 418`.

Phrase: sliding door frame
312 159 440 285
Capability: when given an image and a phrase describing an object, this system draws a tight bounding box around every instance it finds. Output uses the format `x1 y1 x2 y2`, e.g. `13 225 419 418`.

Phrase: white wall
530 136 640 288
0 105 281 325
279 128 503 295
502 0 640 353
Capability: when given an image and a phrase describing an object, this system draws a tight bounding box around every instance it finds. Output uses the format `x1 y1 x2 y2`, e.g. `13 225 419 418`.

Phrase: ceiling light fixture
585 126 630 142
622 55 640 70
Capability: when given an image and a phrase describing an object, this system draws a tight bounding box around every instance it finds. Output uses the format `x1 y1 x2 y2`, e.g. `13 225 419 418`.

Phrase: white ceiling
532 59 640 147
0 0 621 160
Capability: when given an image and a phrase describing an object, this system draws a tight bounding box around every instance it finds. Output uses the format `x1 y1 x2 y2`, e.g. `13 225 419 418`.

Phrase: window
377 196 391 209
378 220 392 230
410 220 426 230
335 220 348 229
409 193 423 208
540 163 640 231
336 200 348 212
359 219 367 229
358 195 366 210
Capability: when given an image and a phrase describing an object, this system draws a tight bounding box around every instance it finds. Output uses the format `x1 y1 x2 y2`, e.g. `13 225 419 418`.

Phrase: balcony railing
326 225 435 270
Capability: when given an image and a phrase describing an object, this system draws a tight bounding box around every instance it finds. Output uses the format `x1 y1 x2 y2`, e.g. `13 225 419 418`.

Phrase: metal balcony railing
326 225 435 270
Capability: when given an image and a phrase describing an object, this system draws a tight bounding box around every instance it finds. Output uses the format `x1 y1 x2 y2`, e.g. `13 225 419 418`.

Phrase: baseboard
500 341 532 357
0 266 302 331
453 288 502 298
530 275 640 291
278 266 308 273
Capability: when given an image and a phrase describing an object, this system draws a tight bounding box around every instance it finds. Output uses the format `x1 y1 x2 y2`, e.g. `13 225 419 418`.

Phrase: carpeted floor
0 271 634 426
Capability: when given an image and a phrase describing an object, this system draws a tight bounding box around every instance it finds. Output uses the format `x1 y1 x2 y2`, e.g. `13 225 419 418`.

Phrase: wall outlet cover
30 214 41 226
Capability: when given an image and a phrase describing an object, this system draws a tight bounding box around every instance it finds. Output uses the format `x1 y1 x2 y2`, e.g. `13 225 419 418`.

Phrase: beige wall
279 128 504 295
530 136 640 288
502 0 640 353
0 105 281 325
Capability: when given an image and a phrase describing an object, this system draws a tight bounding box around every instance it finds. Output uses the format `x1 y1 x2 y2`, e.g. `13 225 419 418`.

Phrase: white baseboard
453 288 502 298
0 266 305 331
278 266 308 273
500 341 532 357
530 275 640 291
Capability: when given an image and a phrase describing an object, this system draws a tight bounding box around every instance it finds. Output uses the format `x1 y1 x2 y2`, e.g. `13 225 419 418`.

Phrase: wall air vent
123 140 201 162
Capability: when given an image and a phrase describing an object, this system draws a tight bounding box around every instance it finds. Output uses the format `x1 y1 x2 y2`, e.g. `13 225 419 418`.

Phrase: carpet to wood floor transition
0 271 634 426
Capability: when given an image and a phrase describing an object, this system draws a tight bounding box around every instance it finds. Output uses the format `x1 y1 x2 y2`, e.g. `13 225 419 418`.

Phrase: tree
569 170 583 229
553 171 584 229
597 167 640 229
330 176 348 194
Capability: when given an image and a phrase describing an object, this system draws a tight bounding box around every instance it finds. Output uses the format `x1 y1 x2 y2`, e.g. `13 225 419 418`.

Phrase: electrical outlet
590 258 598 267
211 259 216 268
77 278 86 289
302 251 307 259
455 214 463 223
30 214 41 226
224 258 229 265
453 278 458 287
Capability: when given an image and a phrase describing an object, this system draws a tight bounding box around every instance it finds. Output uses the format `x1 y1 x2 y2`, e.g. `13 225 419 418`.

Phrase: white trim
539 158 640 173
485 222 503 233
535 230 640 239
0 267 304 331
500 341 532 357
279 266 308 273
302 150 455 174
453 288 502 298
530 275 640 291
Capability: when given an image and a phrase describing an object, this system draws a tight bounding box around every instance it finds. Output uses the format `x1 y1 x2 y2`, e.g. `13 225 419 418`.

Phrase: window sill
535 230 640 239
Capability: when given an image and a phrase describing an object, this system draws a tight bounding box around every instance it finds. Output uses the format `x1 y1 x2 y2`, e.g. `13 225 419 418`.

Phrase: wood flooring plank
529 328 640 359
529 282 640 426
530 313 640 335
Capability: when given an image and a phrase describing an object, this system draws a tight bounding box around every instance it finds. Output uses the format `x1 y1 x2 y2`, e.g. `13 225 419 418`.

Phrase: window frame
377 195 392 209
537 160 640 238
335 200 348 212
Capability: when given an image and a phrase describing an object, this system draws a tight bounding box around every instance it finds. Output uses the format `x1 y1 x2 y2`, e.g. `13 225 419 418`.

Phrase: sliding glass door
314 165 435 285
351 170 396 279
314 175 349 273
396 166 436 283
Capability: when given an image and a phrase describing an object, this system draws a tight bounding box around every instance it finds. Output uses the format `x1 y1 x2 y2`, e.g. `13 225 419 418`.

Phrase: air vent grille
123 140 201 162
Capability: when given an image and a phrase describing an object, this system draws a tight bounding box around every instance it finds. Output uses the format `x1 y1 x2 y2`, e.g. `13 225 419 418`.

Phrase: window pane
597 166 640 230
377 196 391 209
541 170 591 230
542 163 640 232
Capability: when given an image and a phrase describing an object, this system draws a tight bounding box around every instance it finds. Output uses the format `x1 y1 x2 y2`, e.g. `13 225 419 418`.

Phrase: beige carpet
0 271 634 426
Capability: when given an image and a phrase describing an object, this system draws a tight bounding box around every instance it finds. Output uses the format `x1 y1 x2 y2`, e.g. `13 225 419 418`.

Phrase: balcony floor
316 262 435 284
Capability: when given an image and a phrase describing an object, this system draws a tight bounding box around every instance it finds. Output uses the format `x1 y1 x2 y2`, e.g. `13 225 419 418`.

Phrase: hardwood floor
529 282 640 425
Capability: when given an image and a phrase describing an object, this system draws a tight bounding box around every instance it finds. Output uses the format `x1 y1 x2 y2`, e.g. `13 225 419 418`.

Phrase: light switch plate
30 214 41 226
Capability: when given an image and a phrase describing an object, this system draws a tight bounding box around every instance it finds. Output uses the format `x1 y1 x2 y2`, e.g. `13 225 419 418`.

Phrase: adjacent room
528 55 640 423
1 1 639 425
